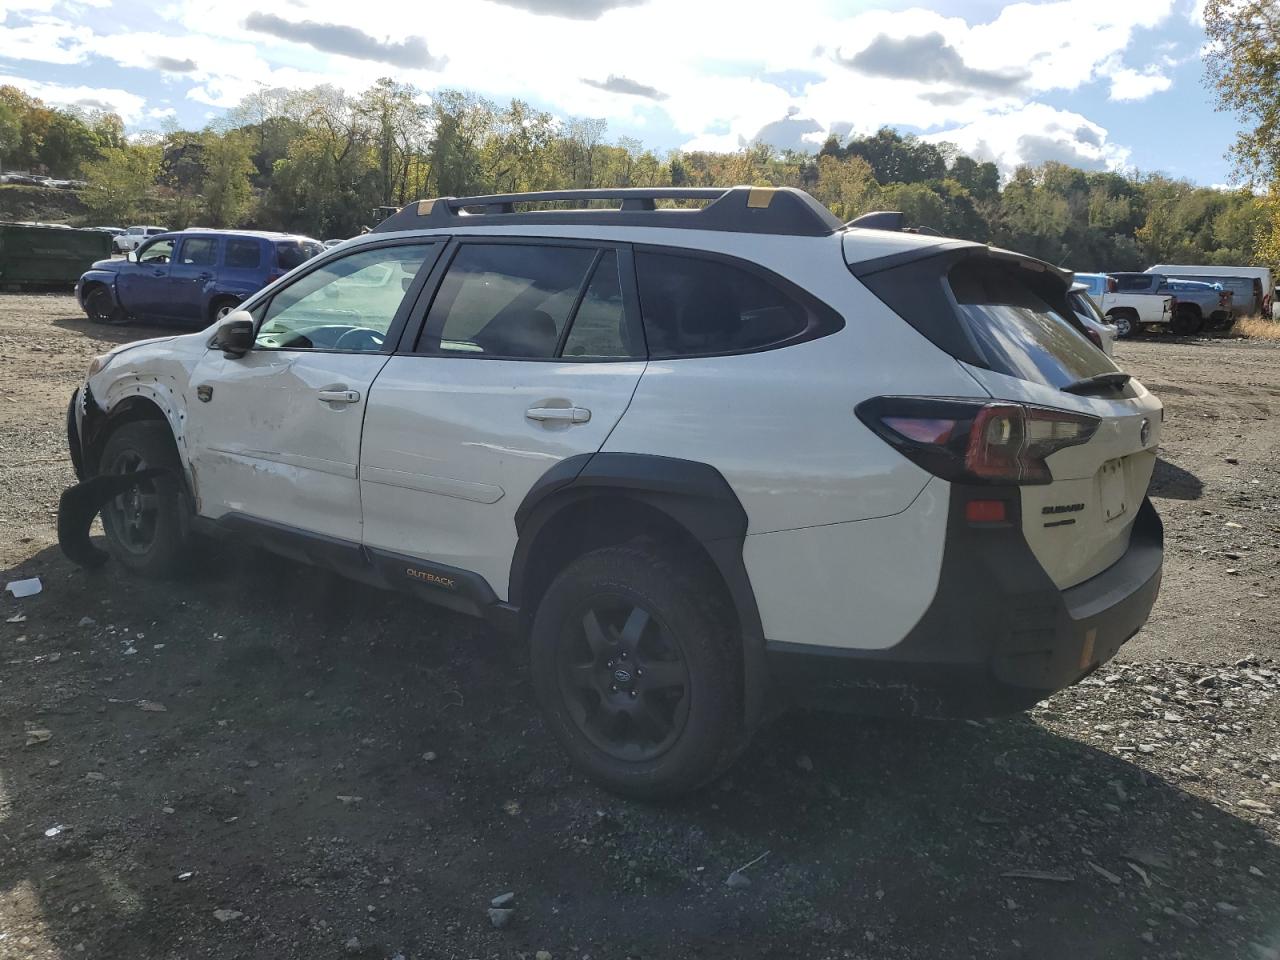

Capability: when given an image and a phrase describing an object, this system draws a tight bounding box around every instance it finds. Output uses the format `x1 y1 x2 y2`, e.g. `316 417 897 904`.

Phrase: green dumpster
0 223 112 288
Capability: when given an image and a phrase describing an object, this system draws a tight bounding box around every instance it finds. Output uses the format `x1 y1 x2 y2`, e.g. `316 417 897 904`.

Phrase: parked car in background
77 229 324 326
113 226 168 254
1074 272 1108 299
1098 275 1175 338
1147 264 1273 318
1158 273 1262 320
1069 282 1115 357
322 238 345 248
0 173 42 185
1158 277 1234 331
87 226 124 238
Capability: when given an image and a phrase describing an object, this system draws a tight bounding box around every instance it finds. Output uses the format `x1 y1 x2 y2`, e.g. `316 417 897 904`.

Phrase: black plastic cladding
370 186 843 238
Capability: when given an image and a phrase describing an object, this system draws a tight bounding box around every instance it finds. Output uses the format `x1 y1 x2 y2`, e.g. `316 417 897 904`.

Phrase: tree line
0 78 1271 272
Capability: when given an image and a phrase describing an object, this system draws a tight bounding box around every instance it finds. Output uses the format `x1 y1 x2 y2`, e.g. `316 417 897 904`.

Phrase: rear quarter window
634 250 841 358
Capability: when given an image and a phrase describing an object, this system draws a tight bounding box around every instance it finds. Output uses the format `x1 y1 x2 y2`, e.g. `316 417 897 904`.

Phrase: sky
0 0 1244 185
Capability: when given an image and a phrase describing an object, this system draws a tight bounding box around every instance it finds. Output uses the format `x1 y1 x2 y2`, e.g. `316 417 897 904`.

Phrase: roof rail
370 186 843 237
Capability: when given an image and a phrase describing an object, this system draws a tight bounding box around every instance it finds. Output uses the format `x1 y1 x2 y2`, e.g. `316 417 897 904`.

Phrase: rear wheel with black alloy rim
530 544 743 798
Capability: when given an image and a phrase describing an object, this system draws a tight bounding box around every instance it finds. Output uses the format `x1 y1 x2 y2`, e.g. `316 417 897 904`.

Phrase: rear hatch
848 242 1162 589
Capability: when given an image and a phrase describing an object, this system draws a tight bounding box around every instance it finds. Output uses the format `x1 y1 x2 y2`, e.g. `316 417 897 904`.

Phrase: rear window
949 259 1118 389
275 240 323 271
1113 274 1153 292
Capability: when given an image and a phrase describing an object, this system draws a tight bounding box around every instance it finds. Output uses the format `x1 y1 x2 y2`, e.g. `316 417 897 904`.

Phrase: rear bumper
766 490 1163 718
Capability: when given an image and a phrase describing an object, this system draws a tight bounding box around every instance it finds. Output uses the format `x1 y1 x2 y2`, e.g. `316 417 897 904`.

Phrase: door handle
526 405 590 423
152 269 165 277
318 388 361 404
197 272 213 281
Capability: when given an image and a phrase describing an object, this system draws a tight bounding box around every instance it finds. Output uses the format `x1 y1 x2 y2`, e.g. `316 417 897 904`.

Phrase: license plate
1100 459 1128 523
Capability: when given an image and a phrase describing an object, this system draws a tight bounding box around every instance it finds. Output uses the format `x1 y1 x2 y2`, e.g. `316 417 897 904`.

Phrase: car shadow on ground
1150 456 1205 500
48 314 197 345
1 542 1277 959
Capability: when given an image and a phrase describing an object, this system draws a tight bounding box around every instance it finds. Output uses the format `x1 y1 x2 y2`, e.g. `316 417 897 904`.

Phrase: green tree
81 144 161 224
201 130 256 226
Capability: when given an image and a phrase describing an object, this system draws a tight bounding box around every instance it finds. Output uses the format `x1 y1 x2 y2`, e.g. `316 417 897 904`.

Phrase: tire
530 544 744 799
1108 311 1136 339
97 421 193 578
1171 307 1203 336
85 286 125 325
209 298 240 324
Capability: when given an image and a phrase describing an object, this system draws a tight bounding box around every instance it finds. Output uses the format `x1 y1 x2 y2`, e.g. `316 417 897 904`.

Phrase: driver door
184 241 441 543
116 237 175 319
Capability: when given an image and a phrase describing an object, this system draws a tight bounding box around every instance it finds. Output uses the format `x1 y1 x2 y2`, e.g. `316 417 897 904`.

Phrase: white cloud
1107 65 1174 100
0 0 1193 176
0 73 148 122
0 15 96 64
922 103 1130 173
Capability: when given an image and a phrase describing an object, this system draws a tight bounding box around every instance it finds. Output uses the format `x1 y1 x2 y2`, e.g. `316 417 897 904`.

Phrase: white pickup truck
1098 274 1175 338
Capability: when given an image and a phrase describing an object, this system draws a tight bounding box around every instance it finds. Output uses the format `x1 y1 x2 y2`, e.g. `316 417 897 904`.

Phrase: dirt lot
1 294 1278 960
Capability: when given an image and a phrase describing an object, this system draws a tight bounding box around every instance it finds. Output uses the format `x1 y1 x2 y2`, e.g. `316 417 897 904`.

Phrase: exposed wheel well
84 396 171 474
517 494 739 639
1176 302 1202 318
1106 308 1138 319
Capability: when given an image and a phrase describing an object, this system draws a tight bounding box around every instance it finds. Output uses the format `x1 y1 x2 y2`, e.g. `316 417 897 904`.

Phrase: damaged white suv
62 187 1164 797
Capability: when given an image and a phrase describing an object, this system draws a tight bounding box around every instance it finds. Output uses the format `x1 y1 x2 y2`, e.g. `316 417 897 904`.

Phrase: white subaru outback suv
62 187 1164 798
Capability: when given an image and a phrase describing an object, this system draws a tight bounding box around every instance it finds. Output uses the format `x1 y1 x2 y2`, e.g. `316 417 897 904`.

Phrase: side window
634 251 816 358
138 239 174 265
426 244 596 358
225 238 262 269
255 244 434 353
561 251 639 359
179 236 217 267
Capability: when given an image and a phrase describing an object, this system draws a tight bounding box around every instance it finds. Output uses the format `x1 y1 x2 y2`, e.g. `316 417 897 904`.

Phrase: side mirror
214 311 255 358
126 251 137 263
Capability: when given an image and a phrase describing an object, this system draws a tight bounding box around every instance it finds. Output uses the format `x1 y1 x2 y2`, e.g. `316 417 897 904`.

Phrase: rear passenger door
359 238 647 600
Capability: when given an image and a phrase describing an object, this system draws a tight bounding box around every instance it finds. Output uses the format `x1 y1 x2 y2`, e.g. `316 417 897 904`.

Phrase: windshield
1070 290 1105 324
950 259 1118 389
275 240 324 271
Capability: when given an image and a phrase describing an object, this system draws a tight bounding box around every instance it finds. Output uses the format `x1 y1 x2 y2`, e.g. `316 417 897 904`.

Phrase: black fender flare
510 452 768 730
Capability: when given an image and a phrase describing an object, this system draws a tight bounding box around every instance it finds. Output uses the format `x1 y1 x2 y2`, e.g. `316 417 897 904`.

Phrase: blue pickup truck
76 229 323 326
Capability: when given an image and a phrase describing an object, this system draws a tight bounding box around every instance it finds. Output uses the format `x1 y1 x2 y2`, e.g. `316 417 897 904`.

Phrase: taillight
1106 276 1117 293
1219 292 1230 307
266 272 283 284
858 397 1099 486
1084 327 1103 349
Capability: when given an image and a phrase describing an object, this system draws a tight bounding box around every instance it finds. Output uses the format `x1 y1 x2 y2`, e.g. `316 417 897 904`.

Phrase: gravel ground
0 294 1277 960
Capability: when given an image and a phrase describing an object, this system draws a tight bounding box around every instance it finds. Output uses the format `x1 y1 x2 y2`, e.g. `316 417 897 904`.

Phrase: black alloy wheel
557 597 691 762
